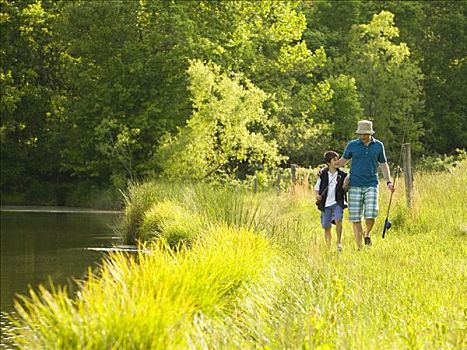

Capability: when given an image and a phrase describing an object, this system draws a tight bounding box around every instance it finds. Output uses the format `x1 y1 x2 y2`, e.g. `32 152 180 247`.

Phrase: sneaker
337 243 343 252
364 236 372 246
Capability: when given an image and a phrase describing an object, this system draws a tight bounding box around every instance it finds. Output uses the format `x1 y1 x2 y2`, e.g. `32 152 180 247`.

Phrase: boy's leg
321 207 332 249
324 227 332 249
333 204 344 249
335 220 343 251
335 220 342 245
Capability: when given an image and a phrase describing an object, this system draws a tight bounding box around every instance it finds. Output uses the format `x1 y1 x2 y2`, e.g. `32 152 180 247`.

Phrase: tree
416 1 466 154
279 1 365 165
55 0 346 177
300 0 467 158
346 10 424 157
301 0 362 58
0 0 65 193
156 60 283 180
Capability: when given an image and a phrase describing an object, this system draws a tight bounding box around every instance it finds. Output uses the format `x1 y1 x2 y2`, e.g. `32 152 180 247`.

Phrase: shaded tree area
1 0 65 198
302 0 466 156
1 0 465 206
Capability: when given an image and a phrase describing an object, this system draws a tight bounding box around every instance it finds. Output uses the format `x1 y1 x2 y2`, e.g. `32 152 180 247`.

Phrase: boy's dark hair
324 151 339 164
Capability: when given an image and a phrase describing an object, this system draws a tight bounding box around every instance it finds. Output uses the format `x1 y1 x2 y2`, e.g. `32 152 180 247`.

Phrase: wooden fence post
291 164 298 195
276 172 281 195
291 164 297 185
253 173 258 193
402 143 413 209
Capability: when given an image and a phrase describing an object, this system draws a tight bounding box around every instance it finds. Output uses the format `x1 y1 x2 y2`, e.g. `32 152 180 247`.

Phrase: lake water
0 207 122 348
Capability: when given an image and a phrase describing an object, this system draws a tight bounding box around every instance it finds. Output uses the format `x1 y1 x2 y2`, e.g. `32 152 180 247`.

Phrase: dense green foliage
7 161 467 348
1 0 466 203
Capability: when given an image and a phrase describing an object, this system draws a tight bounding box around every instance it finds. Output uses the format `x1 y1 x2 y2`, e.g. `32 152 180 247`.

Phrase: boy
315 151 348 251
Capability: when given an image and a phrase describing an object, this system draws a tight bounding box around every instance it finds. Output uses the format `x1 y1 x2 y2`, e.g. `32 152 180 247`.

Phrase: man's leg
364 218 375 237
364 218 375 246
353 222 363 249
363 187 378 246
348 187 364 250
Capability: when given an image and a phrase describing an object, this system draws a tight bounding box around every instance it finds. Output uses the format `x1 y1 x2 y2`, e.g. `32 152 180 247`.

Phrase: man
339 120 395 249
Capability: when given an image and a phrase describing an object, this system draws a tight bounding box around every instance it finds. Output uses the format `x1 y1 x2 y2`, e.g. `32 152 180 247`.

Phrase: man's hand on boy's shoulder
317 166 328 176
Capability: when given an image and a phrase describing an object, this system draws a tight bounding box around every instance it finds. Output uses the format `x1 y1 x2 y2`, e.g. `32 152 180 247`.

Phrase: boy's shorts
348 186 378 222
321 203 344 228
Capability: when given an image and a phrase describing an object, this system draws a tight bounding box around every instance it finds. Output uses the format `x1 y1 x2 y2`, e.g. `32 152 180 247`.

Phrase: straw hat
355 120 375 135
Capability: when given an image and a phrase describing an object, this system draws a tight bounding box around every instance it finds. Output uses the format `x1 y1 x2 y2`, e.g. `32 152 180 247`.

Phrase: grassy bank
6 162 467 349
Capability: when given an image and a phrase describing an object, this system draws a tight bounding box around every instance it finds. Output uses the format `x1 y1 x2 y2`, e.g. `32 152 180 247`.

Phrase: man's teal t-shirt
343 138 387 187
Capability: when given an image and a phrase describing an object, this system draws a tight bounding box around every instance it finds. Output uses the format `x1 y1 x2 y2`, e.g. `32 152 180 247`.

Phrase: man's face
359 134 371 143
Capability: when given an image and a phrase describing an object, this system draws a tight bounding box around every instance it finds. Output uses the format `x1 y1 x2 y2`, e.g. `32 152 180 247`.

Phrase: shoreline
0 205 122 215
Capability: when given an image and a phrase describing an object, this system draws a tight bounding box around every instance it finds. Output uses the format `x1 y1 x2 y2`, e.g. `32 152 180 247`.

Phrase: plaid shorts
348 186 379 222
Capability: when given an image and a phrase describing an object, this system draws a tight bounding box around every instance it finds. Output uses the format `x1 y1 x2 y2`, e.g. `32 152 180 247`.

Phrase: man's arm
318 157 348 176
342 173 349 191
379 162 395 192
338 157 349 168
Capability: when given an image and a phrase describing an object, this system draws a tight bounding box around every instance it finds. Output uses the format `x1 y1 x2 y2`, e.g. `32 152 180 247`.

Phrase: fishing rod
382 165 400 238
382 114 410 238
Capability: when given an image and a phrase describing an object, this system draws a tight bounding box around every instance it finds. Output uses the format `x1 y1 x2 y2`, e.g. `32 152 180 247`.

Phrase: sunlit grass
10 226 281 349
7 161 467 349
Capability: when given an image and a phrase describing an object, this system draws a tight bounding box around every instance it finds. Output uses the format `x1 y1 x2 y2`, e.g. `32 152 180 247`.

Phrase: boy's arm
314 178 322 201
315 190 322 202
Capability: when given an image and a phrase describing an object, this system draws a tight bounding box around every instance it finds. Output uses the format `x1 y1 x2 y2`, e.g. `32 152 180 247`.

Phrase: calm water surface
0 207 122 347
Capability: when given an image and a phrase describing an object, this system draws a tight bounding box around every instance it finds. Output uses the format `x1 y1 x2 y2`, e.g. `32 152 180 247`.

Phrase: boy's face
327 157 340 169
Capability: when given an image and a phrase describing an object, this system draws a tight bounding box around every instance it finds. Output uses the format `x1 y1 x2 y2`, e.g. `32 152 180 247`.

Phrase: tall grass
10 226 281 349
7 161 467 349
119 181 269 245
